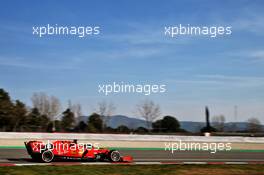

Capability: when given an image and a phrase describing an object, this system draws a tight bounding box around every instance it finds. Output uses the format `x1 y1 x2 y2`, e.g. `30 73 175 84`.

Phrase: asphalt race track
0 148 264 165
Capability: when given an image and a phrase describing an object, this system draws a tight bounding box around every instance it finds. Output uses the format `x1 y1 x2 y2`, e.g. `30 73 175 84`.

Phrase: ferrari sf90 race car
24 140 133 163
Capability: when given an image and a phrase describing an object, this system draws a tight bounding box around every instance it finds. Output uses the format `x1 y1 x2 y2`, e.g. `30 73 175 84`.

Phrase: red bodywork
24 140 133 163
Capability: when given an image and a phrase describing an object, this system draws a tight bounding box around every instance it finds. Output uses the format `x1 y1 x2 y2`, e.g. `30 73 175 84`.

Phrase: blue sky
0 0 264 123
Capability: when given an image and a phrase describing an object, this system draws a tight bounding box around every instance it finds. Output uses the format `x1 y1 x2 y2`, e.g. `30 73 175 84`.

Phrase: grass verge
0 165 264 175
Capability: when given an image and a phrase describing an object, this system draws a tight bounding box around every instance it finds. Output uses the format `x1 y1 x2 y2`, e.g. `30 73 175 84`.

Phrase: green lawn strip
0 146 24 149
0 165 264 175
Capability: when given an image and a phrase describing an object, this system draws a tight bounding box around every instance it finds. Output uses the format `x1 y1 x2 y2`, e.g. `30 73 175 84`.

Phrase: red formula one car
24 140 133 163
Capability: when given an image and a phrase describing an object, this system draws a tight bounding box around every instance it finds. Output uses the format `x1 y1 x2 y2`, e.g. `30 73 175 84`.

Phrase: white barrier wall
0 132 264 143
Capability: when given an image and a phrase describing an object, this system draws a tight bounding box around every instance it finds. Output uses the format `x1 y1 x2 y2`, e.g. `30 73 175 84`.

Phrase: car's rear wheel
109 150 121 162
41 150 54 163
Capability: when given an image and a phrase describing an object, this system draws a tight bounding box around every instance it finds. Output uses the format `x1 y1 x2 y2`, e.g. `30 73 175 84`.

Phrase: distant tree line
0 88 187 133
0 88 263 133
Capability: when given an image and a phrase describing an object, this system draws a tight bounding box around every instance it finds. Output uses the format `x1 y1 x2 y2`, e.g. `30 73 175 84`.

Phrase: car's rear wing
24 141 33 155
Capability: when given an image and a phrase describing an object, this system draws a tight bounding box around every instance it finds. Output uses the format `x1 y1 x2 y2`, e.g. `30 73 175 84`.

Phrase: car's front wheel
108 150 121 162
41 150 54 163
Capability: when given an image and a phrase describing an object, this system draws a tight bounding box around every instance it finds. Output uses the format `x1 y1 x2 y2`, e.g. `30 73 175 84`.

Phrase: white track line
15 163 49 166
225 162 248 164
182 162 207 164
0 161 262 166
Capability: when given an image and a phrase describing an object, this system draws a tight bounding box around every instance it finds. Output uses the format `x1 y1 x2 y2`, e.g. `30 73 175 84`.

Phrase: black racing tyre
108 150 121 162
41 150 54 163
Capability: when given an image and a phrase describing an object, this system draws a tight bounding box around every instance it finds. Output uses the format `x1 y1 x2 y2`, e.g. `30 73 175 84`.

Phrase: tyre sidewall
41 150 54 163
109 150 121 162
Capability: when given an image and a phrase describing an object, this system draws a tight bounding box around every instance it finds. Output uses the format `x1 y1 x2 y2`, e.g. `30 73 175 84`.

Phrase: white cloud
196 74 264 88
231 10 264 35
224 49 264 62
166 74 264 89
0 56 77 70
248 50 264 60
